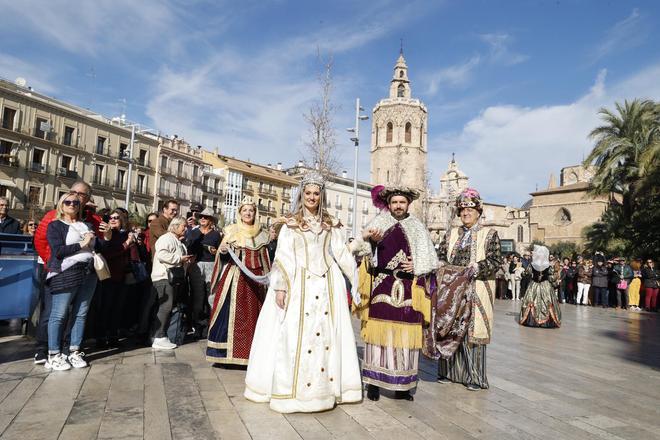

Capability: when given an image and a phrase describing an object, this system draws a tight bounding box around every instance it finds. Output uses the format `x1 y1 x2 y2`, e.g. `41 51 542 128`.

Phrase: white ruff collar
368 211 439 276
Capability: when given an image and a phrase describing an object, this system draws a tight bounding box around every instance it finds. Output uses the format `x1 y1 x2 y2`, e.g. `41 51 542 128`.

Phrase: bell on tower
390 49 411 99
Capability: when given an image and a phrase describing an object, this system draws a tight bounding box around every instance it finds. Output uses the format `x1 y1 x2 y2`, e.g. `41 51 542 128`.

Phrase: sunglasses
28 223 38 227
109 215 121 220
63 200 80 207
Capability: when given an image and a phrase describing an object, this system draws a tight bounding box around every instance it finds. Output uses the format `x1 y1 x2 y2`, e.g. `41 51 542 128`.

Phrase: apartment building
202 152 297 226
154 137 210 216
0 78 158 221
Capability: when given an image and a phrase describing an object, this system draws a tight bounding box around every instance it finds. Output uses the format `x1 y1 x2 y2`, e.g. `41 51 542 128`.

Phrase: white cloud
479 32 528 65
144 0 437 169
426 55 481 95
429 63 660 207
0 53 57 93
0 0 177 56
590 8 646 64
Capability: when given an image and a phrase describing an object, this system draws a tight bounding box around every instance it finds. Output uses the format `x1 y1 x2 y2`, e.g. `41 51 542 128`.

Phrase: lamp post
347 98 369 239
124 124 156 211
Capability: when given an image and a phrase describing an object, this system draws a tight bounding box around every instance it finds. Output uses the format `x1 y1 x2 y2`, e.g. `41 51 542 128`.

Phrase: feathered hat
372 185 420 208
455 187 483 213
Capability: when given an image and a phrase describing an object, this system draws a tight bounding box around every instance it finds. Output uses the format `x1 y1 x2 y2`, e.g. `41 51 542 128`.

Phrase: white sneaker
152 337 177 350
45 353 71 371
68 351 88 368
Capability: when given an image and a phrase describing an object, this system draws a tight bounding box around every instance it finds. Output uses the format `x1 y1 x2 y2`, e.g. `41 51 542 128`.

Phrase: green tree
584 99 659 222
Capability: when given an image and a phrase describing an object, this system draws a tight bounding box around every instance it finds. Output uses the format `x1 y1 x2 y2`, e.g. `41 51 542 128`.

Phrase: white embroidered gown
244 220 362 413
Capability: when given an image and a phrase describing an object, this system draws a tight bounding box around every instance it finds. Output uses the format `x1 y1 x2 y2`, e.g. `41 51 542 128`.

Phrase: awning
0 179 17 188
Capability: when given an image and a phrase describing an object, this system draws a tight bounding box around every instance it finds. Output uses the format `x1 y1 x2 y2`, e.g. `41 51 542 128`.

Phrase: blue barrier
0 233 38 320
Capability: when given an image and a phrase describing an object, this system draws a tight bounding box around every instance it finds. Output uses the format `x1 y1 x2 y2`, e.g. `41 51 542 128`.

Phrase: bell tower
370 50 428 212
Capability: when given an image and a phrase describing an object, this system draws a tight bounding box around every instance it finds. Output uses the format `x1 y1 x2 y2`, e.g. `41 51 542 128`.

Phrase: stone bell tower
370 50 428 210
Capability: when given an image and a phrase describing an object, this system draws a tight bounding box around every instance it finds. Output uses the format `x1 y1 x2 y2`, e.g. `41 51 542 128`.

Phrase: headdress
373 185 420 206
455 187 483 213
300 171 325 190
531 245 550 272
238 195 256 213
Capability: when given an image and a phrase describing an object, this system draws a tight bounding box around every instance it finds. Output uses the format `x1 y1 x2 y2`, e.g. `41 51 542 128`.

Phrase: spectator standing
0 196 21 234
143 212 159 258
266 224 278 263
185 208 221 339
628 260 642 311
23 218 38 236
559 258 571 303
509 255 524 301
32 180 98 364
148 200 179 254
96 210 133 347
642 259 658 312
613 258 633 309
151 217 192 350
495 261 508 299
520 251 532 298
576 256 592 305
44 192 111 370
592 255 609 307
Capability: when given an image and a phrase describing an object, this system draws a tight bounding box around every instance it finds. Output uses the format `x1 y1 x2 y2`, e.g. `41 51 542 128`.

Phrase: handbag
617 279 628 290
167 266 186 286
130 260 149 283
92 252 111 281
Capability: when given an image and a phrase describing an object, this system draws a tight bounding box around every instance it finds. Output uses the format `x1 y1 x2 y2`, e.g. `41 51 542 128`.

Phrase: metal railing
29 162 47 173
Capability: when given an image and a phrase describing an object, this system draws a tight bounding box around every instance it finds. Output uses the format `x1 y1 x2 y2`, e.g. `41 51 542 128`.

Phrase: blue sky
1 0 659 206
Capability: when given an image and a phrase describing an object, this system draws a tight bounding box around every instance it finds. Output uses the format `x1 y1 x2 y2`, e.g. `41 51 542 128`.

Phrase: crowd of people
495 251 658 312
1 178 657 415
1 182 226 369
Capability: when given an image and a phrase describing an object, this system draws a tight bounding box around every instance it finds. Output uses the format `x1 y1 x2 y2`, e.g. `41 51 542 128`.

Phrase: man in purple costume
353 185 438 401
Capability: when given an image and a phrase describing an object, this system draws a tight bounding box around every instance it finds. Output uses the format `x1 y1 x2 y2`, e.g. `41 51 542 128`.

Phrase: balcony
282 191 291 201
136 157 150 167
0 155 19 167
133 186 151 196
362 207 369 214
176 191 189 201
56 168 79 179
94 147 111 157
92 176 110 188
29 162 48 174
158 186 173 197
192 173 203 183
114 179 128 191
178 170 190 181
242 186 254 194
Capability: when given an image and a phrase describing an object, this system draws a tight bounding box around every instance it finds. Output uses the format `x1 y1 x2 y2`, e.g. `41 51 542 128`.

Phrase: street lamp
124 124 156 211
346 98 369 239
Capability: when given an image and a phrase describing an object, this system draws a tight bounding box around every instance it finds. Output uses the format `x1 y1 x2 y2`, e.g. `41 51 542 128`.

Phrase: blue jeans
47 271 98 354
594 287 608 306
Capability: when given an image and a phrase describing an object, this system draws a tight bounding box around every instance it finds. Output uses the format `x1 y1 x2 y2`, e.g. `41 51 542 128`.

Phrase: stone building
528 165 619 245
0 78 158 221
202 153 297 226
425 156 531 252
370 51 428 216
286 161 375 241
154 137 210 216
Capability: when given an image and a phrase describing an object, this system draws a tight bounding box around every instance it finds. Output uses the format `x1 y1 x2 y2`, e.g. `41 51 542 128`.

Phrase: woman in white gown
244 171 362 413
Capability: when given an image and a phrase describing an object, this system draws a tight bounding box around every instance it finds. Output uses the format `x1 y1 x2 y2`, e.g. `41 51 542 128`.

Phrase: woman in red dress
206 196 271 366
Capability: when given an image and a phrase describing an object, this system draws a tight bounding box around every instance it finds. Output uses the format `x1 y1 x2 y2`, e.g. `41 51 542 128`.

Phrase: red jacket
34 208 102 264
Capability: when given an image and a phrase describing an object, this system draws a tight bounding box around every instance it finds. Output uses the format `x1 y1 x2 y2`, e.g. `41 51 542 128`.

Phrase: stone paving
0 300 659 440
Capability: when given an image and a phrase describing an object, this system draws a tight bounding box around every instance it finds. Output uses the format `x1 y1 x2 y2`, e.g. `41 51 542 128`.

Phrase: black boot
395 390 414 401
366 384 380 401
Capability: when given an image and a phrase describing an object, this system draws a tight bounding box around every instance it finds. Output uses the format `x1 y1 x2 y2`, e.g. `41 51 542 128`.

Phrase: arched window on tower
386 170 390 182
399 70 404 78
386 122 393 143
405 122 412 143
554 207 572 226
419 124 424 148
397 84 405 97
375 126 379 144
517 225 524 242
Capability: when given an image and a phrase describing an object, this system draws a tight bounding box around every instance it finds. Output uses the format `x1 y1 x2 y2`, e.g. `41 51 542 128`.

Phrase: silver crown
300 171 325 189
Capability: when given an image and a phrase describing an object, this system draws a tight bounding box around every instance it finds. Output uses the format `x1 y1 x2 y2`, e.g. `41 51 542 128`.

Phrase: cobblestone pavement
0 300 658 439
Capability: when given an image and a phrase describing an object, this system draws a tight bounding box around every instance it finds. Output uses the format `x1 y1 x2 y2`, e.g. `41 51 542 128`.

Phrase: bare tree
303 50 340 175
